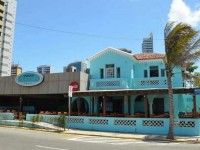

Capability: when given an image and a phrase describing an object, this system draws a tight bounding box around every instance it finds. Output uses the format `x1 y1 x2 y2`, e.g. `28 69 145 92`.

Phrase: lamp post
68 86 73 130
19 97 23 112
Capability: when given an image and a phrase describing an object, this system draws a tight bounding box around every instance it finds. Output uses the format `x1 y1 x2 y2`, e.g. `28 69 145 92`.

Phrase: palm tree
186 62 198 73
164 22 200 139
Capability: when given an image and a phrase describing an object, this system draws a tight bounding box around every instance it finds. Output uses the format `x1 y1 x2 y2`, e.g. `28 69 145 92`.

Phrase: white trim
88 47 135 61
137 59 164 63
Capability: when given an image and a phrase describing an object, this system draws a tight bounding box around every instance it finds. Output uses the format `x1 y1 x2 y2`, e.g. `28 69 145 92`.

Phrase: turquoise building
63 47 200 136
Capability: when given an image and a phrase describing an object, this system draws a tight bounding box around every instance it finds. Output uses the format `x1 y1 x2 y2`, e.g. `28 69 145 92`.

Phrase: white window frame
106 64 115 78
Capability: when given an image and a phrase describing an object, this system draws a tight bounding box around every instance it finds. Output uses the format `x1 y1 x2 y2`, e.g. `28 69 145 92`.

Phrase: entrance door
153 98 164 115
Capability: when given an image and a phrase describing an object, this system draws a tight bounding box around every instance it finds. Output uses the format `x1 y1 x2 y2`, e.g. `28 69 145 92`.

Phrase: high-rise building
11 64 22 76
0 0 17 76
142 33 153 53
63 66 77 72
63 61 87 73
37 65 52 74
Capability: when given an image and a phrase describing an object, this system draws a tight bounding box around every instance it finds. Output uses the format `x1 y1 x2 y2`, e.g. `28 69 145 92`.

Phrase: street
0 127 199 150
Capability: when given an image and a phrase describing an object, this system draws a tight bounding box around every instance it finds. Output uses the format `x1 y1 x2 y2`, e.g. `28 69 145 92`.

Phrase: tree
194 72 200 76
164 22 200 139
194 72 200 87
186 62 198 73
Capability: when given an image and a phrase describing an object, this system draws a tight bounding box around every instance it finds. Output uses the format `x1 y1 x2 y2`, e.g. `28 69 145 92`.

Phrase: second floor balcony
90 78 129 90
89 77 197 90
132 77 167 89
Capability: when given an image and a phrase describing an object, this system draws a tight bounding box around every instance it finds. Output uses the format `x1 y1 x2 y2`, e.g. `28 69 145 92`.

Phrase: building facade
11 64 22 76
0 0 17 76
37 65 52 74
0 47 200 136
142 33 153 53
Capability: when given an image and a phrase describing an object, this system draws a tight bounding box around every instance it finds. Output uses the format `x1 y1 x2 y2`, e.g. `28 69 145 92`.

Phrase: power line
16 22 134 40
16 22 164 40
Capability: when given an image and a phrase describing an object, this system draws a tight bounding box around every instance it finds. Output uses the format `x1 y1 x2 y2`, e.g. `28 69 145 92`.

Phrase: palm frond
164 22 200 69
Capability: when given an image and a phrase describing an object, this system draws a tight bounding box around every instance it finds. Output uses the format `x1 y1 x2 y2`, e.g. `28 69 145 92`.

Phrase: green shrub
58 115 66 131
18 113 25 127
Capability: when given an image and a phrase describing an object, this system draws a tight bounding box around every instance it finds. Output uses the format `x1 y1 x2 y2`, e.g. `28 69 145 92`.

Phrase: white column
147 95 155 117
93 96 98 114
130 96 135 115
124 96 128 114
149 102 153 116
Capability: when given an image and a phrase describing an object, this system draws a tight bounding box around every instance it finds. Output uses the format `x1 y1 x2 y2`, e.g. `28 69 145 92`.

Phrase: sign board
68 86 73 97
194 88 200 95
15 71 43 87
69 82 79 91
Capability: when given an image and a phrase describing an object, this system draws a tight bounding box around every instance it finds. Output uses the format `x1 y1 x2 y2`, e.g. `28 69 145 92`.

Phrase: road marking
61 135 83 140
68 136 125 141
65 136 181 145
66 136 137 144
110 141 136 145
36 145 69 150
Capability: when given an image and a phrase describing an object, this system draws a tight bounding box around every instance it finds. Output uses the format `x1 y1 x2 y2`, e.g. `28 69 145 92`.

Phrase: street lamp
19 97 23 112
68 86 73 130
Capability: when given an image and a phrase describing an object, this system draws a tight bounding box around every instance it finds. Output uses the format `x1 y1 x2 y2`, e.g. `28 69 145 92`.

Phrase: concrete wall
26 114 200 136
0 72 89 95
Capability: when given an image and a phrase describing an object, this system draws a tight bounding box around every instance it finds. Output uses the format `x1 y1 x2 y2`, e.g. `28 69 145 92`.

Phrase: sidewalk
64 129 200 143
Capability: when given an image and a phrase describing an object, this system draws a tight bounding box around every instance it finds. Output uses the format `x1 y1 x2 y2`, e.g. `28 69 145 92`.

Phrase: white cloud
168 0 200 27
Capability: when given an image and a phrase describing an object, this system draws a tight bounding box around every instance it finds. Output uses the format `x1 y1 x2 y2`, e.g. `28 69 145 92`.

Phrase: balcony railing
132 78 168 89
89 77 197 90
90 78 129 90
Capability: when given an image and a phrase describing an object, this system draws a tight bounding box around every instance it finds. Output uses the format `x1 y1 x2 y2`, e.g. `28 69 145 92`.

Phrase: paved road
0 127 199 150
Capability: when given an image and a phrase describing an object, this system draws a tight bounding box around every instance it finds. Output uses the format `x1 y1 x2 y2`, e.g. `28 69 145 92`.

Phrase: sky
13 0 200 73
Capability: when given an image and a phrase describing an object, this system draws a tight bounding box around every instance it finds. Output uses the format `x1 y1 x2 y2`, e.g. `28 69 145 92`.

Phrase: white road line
68 137 113 141
95 139 133 142
71 136 121 140
131 141 180 145
110 141 136 145
69 137 129 142
65 136 181 146
35 145 69 150
68 136 135 144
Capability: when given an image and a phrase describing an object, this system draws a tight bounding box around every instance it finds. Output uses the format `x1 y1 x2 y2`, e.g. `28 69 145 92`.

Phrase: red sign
70 82 79 91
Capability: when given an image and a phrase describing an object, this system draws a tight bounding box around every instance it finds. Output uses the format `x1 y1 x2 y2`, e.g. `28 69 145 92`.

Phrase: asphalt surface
0 127 200 150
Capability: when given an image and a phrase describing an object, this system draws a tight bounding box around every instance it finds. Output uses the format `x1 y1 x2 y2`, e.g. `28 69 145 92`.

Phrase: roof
88 47 134 61
71 88 194 96
88 47 165 62
133 53 165 60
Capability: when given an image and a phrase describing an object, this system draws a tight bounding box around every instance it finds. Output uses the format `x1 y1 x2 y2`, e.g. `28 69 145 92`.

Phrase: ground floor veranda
0 88 200 136
0 88 199 119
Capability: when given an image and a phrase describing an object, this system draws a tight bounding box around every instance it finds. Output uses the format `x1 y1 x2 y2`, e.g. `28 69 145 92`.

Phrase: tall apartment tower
142 33 153 53
0 0 17 76
37 65 52 74
11 64 22 76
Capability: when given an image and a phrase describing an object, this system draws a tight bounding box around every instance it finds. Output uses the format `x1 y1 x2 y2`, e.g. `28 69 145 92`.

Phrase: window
100 68 104 79
0 1 4 6
6 12 13 16
144 70 148 78
150 66 159 77
117 67 120 78
161 69 165 77
106 64 114 78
